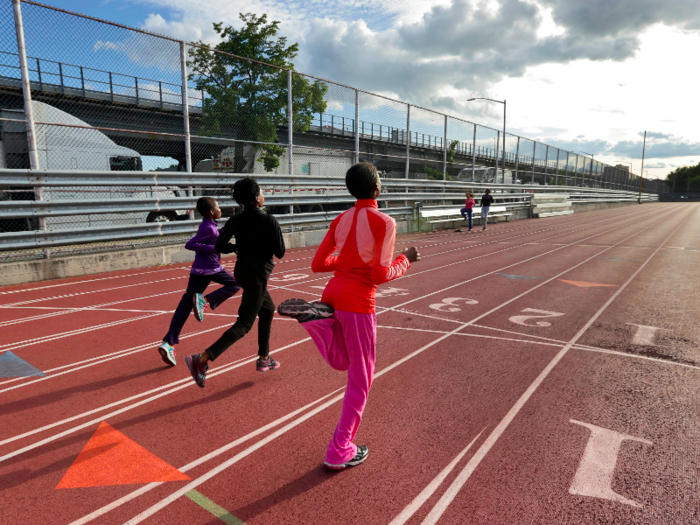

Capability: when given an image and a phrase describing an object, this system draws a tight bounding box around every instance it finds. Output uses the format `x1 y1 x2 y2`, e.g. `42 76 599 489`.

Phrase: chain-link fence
0 0 664 261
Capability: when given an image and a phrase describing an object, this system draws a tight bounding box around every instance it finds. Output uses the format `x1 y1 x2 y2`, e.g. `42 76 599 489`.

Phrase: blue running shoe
158 342 176 366
193 293 207 322
185 354 208 388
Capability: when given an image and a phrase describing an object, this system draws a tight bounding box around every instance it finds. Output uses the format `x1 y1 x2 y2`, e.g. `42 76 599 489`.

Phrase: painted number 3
429 297 479 312
509 308 565 327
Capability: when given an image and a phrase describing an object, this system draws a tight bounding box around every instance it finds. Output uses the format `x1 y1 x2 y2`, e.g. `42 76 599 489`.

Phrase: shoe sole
185 357 205 388
278 299 333 319
192 294 204 322
324 449 369 470
158 347 176 367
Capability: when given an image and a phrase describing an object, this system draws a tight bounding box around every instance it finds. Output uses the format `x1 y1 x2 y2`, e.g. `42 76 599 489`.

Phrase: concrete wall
0 202 640 287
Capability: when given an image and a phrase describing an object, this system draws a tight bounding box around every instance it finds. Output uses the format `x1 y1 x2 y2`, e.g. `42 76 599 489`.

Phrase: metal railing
0 169 657 255
0 50 205 111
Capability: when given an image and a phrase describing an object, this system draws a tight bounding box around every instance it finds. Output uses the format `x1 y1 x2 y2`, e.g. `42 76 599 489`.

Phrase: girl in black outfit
480 189 494 231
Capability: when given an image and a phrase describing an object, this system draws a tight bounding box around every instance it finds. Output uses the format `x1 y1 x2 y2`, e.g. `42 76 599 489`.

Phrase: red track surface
1 203 699 524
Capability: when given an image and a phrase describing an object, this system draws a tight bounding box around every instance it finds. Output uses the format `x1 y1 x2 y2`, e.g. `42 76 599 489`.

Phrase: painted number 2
429 297 479 312
509 308 565 327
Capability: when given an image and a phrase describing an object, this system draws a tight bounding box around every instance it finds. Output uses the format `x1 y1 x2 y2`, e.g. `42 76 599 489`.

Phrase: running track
1 202 699 524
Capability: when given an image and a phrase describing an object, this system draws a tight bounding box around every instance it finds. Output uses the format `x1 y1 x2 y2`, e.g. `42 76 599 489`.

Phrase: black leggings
205 273 275 360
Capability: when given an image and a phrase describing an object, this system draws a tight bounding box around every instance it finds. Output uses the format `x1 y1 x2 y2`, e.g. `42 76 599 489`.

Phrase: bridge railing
0 50 204 111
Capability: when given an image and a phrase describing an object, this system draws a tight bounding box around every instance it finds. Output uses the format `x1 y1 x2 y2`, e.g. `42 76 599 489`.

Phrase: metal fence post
573 154 578 186
179 41 194 220
405 104 411 180
514 136 520 182
495 131 500 181
442 115 448 181
471 125 476 182
531 141 536 184
354 89 359 164
555 149 560 186
13 0 39 172
543 145 549 185
287 69 294 224
565 152 569 185
13 0 50 256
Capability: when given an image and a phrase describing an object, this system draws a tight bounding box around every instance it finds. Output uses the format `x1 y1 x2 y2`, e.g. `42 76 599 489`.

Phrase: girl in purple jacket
158 197 240 366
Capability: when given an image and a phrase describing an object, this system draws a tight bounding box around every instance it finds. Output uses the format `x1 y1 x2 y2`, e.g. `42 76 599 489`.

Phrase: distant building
615 164 630 172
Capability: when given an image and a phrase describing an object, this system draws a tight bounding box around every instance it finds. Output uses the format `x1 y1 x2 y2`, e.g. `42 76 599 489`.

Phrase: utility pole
638 130 646 204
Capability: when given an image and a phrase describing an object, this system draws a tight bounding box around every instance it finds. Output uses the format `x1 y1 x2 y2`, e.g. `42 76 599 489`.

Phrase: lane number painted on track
375 287 409 298
626 323 667 346
269 273 308 282
509 308 564 327
569 419 652 507
429 297 479 312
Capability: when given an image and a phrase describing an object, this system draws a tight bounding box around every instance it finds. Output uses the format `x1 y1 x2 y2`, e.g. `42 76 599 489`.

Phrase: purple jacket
185 219 227 275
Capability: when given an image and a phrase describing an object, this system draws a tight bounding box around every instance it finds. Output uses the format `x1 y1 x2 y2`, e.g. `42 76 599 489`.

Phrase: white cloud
114 0 700 178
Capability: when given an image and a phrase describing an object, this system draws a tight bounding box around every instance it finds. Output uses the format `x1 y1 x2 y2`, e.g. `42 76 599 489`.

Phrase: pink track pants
301 310 376 465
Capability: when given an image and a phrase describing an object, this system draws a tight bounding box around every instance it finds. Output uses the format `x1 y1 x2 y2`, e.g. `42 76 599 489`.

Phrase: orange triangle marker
558 279 618 288
56 422 190 489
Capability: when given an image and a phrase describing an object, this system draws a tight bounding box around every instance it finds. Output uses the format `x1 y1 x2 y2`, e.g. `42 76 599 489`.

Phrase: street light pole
638 130 646 204
467 97 506 182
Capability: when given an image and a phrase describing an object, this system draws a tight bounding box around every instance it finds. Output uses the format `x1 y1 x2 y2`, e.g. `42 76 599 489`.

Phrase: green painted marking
185 490 246 525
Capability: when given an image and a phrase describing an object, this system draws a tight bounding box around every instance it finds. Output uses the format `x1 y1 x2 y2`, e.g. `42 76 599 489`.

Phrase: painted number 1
269 273 308 282
375 287 409 298
509 308 565 327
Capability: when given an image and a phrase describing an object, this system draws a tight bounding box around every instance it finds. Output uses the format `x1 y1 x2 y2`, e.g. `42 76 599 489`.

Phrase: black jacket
480 194 494 207
215 207 286 280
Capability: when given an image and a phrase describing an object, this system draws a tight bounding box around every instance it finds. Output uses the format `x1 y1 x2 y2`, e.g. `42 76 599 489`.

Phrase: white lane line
388 430 485 525
470 323 570 344
1 209 665 446
385 325 700 374
118 210 670 524
67 388 344 525
122 321 473 525
0 321 237 392
0 338 311 461
0 267 185 296
0 313 164 353
0 276 186 307
0 207 666 464
418 212 687 525
0 289 181 328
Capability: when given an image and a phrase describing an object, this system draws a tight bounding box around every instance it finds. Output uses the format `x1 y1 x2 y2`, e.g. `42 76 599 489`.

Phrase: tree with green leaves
188 14 328 172
665 162 700 192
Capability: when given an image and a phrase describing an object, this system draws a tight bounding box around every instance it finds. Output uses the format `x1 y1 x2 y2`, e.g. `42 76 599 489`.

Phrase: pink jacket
464 198 475 210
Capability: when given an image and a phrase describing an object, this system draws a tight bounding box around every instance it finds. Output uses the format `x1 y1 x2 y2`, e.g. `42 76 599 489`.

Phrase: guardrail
0 170 657 254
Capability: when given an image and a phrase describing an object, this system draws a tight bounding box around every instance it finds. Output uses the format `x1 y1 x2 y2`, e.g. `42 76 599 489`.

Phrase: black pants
205 272 275 360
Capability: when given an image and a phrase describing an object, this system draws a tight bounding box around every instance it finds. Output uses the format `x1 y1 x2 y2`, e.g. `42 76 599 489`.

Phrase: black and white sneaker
324 445 369 470
277 299 334 323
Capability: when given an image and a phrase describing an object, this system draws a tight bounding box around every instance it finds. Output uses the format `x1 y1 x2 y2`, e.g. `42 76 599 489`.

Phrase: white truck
0 101 188 232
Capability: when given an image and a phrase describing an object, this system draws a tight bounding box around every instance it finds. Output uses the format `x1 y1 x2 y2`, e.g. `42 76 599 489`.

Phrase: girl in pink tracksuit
278 163 420 469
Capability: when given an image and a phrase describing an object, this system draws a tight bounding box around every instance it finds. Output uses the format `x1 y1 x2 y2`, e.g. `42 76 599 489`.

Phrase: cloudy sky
44 0 700 179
